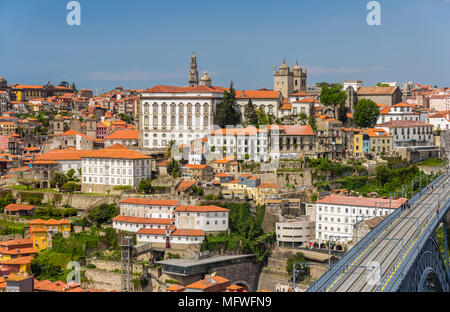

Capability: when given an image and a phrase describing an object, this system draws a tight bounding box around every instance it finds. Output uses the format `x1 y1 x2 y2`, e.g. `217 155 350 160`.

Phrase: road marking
380 194 449 291
325 206 410 292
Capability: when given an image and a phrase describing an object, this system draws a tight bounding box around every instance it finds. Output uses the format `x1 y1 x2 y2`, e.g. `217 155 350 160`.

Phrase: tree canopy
319 84 348 118
244 99 258 126
353 99 380 128
215 81 241 128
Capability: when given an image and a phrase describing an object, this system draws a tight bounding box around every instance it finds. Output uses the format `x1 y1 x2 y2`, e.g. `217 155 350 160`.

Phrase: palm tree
165 140 176 160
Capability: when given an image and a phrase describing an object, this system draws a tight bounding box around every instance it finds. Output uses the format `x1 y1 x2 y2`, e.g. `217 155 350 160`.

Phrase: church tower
273 59 293 98
86 114 97 139
188 53 199 87
292 61 307 92
53 114 64 135
200 71 212 87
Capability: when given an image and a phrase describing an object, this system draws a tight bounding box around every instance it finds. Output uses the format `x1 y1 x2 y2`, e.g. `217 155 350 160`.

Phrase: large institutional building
138 54 309 150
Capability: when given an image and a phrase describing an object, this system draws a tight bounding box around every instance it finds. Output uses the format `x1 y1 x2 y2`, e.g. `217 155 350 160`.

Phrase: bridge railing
382 185 450 291
307 171 446 292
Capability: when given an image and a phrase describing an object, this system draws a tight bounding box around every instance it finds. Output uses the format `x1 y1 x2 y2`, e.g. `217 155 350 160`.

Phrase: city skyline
1 0 450 91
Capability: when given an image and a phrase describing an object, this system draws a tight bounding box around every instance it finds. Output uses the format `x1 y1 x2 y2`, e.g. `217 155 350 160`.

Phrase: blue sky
0 0 449 92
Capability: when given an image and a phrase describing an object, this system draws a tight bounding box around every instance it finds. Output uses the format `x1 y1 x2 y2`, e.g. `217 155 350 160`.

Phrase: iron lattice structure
120 236 133 292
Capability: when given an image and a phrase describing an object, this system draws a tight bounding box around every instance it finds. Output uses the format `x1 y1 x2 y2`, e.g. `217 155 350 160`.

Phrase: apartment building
209 126 269 162
378 120 434 148
314 195 407 242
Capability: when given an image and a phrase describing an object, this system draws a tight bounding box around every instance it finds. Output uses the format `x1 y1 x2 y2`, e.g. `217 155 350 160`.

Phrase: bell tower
188 53 199 87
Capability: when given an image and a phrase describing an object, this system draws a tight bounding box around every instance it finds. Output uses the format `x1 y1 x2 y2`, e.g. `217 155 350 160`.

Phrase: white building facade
314 195 407 242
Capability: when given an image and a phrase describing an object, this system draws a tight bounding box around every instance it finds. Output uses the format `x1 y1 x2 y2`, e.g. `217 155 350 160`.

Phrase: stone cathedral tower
188 53 199 87
274 59 307 98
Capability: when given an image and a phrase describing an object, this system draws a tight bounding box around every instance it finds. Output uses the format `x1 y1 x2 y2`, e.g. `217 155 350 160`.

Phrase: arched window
144 115 149 125
187 116 192 126
179 115 184 126
161 103 167 114
203 115 209 126
171 115 176 126
170 103 176 114
144 103 149 113
195 103 201 114
162 115 167 126
187 103 192 114
178 103 184 115
152 103 158 114
203 103 209 114
153 115 158 126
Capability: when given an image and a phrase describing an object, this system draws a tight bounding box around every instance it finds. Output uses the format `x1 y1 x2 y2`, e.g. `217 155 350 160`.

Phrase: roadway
325 170 450 292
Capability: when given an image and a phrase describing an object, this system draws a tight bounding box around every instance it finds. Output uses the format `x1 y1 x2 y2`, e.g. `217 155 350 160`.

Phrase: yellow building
255 183 278 206
29 219 71 252
353 130 363 157
0 238 36 263
221 175 278 205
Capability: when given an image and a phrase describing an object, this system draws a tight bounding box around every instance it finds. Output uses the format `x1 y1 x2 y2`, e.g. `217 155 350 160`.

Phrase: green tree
337 102 348 123
61 182 81 192
17 178 37 190
66 169 76 181
165 140 176 160
51 172 68 191
376 83 390 87
167 159 180 178
59 81 69 87
297 113 309 125
286 252 307 278
376 164 392 186
256 106 273 126
215 81 241 128
119 113 134 124
88 203 119 226
309 115 317 130
244 99 258 126
319 84 347 119
353 99 380 128
139 179 153 194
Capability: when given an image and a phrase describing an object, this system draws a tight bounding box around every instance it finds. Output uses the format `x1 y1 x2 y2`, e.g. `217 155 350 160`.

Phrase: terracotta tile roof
316 195 407 209
357 86 398 95
0 247 37 255
136 228 166 235
105 129 138 140
156 159 169 167
176 180 196 192
176 205 229 212
213 155 236 164
143 85 226 94
167 284 185 291
60 129 95 141
4 204 35 212
235 90 280 99
364 128 391 137
186 275 229 290
294 97 315 103
1 255 33 265
268 125 314 136
29 219 45 225
0 238 32 248
31 160 59 165
392 102 414 108
257 183 278 189
171 229 204 236
377 120 432 128
290 91 310 97
211 126 267 136
82 145 150 160
120 198 178 206
183 164 208 170
104 143 129 150
112 216 172 225
215 173 232 178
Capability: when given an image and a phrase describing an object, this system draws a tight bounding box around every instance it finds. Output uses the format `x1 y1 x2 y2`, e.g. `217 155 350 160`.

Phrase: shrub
61 182 81 192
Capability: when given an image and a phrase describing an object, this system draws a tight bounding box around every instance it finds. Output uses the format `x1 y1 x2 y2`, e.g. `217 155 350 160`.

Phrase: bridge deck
323 171 449 292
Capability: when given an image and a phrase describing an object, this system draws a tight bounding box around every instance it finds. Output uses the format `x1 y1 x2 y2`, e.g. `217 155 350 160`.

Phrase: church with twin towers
138 53 308 150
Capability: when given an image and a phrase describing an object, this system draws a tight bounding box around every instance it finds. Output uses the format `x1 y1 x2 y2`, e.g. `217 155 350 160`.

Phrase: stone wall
0 233 25 241
12 189 121 213
213 260 261 291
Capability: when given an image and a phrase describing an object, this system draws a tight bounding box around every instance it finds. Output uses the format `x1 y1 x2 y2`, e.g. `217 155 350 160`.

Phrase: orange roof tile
171 229 204 236
136 228 166 235
176 205 229 212
4 204 35 212
105 129 138 140
176 180 197 192
120 198 178 206
316 195 407 209
112 216 172 225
